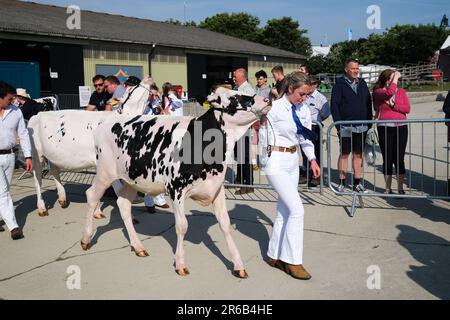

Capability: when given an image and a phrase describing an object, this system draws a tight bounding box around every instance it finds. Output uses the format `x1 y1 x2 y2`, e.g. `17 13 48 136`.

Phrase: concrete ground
0 100 449 300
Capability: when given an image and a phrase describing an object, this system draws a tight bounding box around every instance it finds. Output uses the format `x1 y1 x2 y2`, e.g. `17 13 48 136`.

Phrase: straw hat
16 88 31 99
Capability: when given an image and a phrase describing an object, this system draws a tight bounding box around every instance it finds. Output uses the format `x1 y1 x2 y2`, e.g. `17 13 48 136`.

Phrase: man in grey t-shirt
104 75 126 111
254 70 271 99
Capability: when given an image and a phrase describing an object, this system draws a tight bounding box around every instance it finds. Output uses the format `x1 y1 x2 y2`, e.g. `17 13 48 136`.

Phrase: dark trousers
377 125 408 175
447 125 450 196
234 135 253 185
301 125 321 178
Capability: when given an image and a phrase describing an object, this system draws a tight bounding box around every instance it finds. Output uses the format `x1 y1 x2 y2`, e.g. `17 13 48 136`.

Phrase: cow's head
207 87 270 127
119 76 151 115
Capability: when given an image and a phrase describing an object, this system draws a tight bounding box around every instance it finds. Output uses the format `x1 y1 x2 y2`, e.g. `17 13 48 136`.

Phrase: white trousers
264 151 304 265
144 193 167 207
112 179 166 207
0 154 19 231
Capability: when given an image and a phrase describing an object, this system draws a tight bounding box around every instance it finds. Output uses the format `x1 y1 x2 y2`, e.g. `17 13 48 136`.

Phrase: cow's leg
81 176 110 250
32 158 48 217
116 183 148 257
173 198 190 276
212 185 248 278
93 202 105 219
48 164 68 208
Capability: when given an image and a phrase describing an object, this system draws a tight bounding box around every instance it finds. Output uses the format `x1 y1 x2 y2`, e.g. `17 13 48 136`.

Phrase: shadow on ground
397 225 450 299
86 203 271 275
13 183 117 230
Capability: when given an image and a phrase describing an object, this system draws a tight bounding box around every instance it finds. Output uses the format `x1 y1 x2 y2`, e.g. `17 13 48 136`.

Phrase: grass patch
404 82 450 92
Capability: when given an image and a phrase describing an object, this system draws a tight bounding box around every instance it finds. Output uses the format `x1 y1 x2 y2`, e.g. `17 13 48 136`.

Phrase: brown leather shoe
267 258 285 271
283 263 311 280
155 203 170 209
267 257 278 267
235 188 254 195
11 227 24 240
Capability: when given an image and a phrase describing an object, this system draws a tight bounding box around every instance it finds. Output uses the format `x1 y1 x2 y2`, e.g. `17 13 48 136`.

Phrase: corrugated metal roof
0 0 305 59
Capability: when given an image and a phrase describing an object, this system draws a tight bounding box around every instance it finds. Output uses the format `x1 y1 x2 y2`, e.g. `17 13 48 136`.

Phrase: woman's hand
25 158 33 173
310 159 320 179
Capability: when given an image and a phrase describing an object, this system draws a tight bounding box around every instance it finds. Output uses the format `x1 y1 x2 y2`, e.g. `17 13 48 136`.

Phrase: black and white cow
27 79 151 216
80 87 270 278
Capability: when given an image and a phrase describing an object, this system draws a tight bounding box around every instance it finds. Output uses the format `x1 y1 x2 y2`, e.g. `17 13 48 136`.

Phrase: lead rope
263 116 276 159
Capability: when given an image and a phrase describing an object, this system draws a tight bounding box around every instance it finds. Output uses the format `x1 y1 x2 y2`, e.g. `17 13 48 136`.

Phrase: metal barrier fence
327 119 450 217
223 121 324 194
19 99 449 217
55 94 82 110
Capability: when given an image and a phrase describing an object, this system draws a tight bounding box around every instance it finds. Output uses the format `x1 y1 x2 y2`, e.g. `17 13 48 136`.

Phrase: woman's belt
0 149 14 155
269 146 297 153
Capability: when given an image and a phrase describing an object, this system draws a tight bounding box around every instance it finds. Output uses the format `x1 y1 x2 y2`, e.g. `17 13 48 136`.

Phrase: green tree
308 24 449 74
165 18 197 26
377 24 449 65
325 40 362 73
259 17 312 57
358 34 384 65
198 13 261 42
307 55 330 74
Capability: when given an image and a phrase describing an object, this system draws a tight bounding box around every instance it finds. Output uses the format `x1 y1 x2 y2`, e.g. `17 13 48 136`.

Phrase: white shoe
353 183 366 193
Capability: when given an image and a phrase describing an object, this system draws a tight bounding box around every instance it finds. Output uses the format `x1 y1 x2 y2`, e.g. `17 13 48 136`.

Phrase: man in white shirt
0 81 32 239
300 75 330 185
234 68 255 96
233 68 255 195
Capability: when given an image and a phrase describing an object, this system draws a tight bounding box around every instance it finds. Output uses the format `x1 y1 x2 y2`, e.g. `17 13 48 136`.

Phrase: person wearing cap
15 88 47 121
87 75 112 111
299 75 330 185
0 81 32 239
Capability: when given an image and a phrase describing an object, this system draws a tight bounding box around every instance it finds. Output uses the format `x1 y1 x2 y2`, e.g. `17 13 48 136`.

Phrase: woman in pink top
373 70 411 195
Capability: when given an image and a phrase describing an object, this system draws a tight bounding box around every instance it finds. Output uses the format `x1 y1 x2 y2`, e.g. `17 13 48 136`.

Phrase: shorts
338 131 367 155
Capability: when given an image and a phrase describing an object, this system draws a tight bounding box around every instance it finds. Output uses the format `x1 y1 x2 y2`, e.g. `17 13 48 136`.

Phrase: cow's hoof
38 210 49 217
232 270 248 279
131 247 149 257
80 240 90 251
94 212 106 219
132 218 139 225
175 267 190 276
58 200 68 208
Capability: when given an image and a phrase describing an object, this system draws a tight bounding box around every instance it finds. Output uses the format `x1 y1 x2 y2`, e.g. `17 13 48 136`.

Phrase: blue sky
25 0 449 45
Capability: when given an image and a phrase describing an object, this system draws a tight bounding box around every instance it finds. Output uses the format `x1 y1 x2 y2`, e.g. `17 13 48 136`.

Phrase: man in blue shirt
331 59 373 192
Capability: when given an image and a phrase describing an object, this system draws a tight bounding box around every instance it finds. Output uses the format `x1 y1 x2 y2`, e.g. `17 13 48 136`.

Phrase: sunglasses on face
94 83 104 87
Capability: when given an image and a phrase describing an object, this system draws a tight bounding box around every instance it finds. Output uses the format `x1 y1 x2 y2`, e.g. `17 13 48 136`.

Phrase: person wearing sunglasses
86 74 112 111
